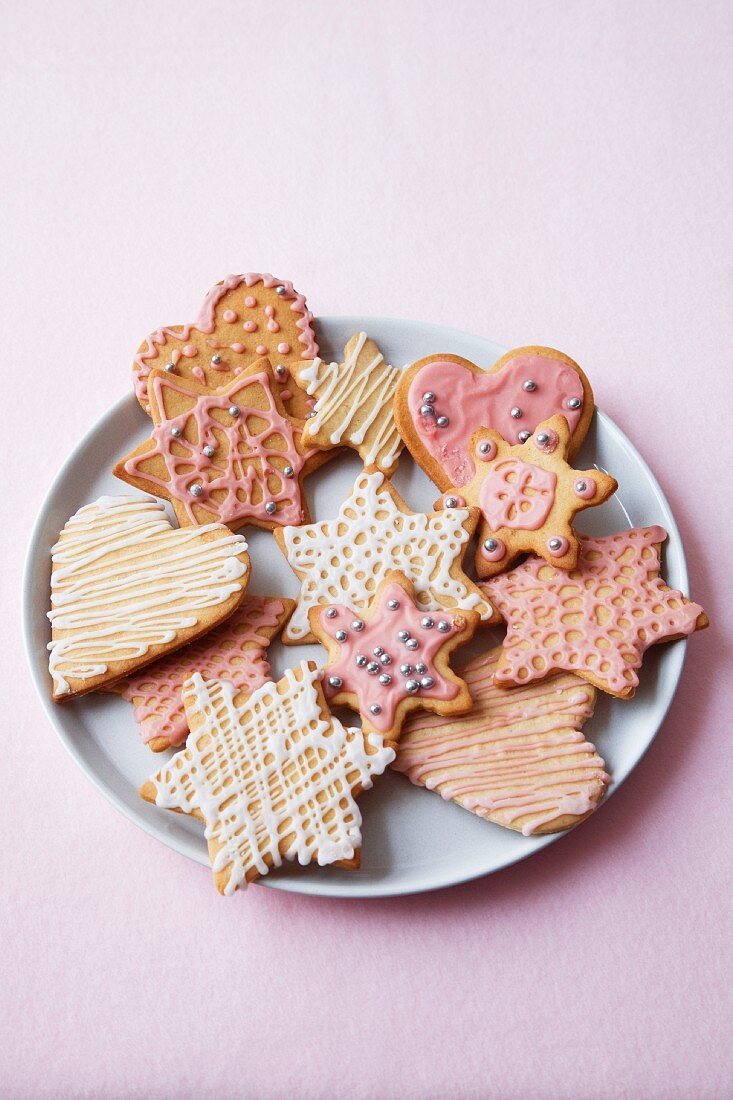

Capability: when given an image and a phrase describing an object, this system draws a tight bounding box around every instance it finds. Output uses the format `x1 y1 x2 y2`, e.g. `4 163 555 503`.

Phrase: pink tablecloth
2 2 730 1097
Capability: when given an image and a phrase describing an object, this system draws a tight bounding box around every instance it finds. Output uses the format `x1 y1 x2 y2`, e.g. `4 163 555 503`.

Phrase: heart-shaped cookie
132 273 319 421
48 495 250 699
393 346 594 491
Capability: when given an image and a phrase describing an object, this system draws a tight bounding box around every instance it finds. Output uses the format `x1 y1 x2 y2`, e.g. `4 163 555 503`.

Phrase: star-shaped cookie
140 661 394 895
108 595 293 752
484 526 708 698
309 571 478 747
274 470 496 644
293 332 405 474
444 414 617 578
394 646 609 835
115 359 329 532
132 272 319 420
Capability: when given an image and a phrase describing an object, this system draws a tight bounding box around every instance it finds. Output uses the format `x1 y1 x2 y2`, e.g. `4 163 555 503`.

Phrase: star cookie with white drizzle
274 469 497 644
115 357 330 533
293 332 405 474
445 414 617 579
310 571 479 747
140 660 394 895
483 526 708 698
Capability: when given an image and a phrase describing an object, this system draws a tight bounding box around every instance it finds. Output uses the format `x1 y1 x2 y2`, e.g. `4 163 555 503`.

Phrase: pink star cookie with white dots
309 571 479 747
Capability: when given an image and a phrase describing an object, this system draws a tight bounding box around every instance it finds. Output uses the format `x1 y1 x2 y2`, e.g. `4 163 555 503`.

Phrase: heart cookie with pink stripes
393 345 594 491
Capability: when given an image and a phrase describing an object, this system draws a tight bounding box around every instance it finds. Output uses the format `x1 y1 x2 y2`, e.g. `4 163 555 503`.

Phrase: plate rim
22 316 690 898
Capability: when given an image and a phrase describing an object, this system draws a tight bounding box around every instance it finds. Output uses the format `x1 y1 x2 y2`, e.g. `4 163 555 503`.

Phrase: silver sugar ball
399 663 413 676
397 629 410 642
405 679 420 694
522 379 537 392
328 675 343 689
420 404 435 418
536 431 550 445
378 673 392 686
548 537 563 551
275 364 287 377
306 411 317 419
366 661 379 674
567 396 582 409
211 354 222 365
510 406 523 419
444 497 458 508
164 363 176 373
518 430 531 443
436 415 449 428
422 391 436 403
369 703 382 716
171 426 182 438
351 619 365 631
387 599 400 610
484 538 498 552
203 444 216 457
228 404 240 417
420 676 435 689
326 607 337 618
265 501 277 515
575 480 588 493
275 284 287 296
373 646 384 656
437 620 451 633
415 662 427 675
335 629 347 642
478 441 492 454
189 484 203 497
355 654 367 667
283 465 294 478
405 638 419 651
379 653 392 666
420 617 434 629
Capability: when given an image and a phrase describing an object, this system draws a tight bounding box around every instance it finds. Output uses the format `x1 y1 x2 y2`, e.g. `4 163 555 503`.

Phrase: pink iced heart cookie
394 346 594 491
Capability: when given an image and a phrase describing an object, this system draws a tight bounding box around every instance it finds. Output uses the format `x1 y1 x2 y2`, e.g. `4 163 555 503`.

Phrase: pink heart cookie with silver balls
393 346 595 491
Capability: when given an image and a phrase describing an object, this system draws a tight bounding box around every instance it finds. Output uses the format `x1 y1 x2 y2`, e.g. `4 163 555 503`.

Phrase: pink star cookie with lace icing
309 571 479 747
107 595 293 752
132 272 319 421
483 526 708 698
115 358 329 533
438 414 617 578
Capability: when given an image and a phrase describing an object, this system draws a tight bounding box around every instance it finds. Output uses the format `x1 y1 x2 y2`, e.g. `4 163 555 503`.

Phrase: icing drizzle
147 662 394 895
48 496 249 696
394 648 608 835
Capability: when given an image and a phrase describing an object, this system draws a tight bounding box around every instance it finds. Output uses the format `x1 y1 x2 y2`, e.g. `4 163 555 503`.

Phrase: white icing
48 495 249 695
149 661 394 894
279 470 494 641
300 332 404 470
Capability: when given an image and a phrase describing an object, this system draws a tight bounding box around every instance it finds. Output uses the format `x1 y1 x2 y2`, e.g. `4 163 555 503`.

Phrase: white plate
23 317 691 897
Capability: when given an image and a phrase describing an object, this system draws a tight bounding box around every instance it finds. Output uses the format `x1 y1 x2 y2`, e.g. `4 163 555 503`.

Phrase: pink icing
277 342 291 354
256 344 267 355
132 273 319 405
479 459 557 531
485 526 705 695
126 371 305 527
223 309 238 323
574 477 597 500
231 342 245 353
407 355 584 486
319 582 463 733
264 305 274 317
267 321 281 333
182 343 197 357
393 648 608 835
115 597 290 746
243 320 257 332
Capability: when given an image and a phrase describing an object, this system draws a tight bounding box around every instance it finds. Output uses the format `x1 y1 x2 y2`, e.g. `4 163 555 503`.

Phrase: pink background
2 2 731 1097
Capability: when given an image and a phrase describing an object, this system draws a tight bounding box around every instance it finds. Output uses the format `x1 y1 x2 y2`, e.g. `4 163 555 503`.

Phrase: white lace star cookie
140 660 394 895
295 332 404 473
274 470 496 644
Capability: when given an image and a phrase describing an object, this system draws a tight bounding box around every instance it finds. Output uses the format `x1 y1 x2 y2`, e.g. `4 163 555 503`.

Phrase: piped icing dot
256 344 267 355
534 428 559 453
574 478 597 500
267 320 281 333
265 305 274 317
182 343 198 357
277 342 291 354
482 537 506 562
223 309 238 323
243 320 257 333
231 342 245 353
244 296 257 307
476 439 497 461
192 366 205 381
547 536 569 557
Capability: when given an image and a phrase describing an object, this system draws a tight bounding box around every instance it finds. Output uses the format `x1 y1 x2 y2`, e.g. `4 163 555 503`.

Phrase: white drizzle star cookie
140 661 394 895
394 646 609 835
274 470 496 644
294 332 405 474
309 571 478 747
48 496 250 699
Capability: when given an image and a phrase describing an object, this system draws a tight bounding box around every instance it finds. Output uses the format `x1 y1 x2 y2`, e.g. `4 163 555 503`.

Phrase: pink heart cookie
394 346 594 490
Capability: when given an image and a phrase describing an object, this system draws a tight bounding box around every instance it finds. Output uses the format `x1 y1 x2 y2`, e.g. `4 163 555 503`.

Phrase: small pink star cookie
309 571 479 747
108 595 293 752
115 358 329 533
132 272 319 421
438 414 617 578
484 526 708 698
